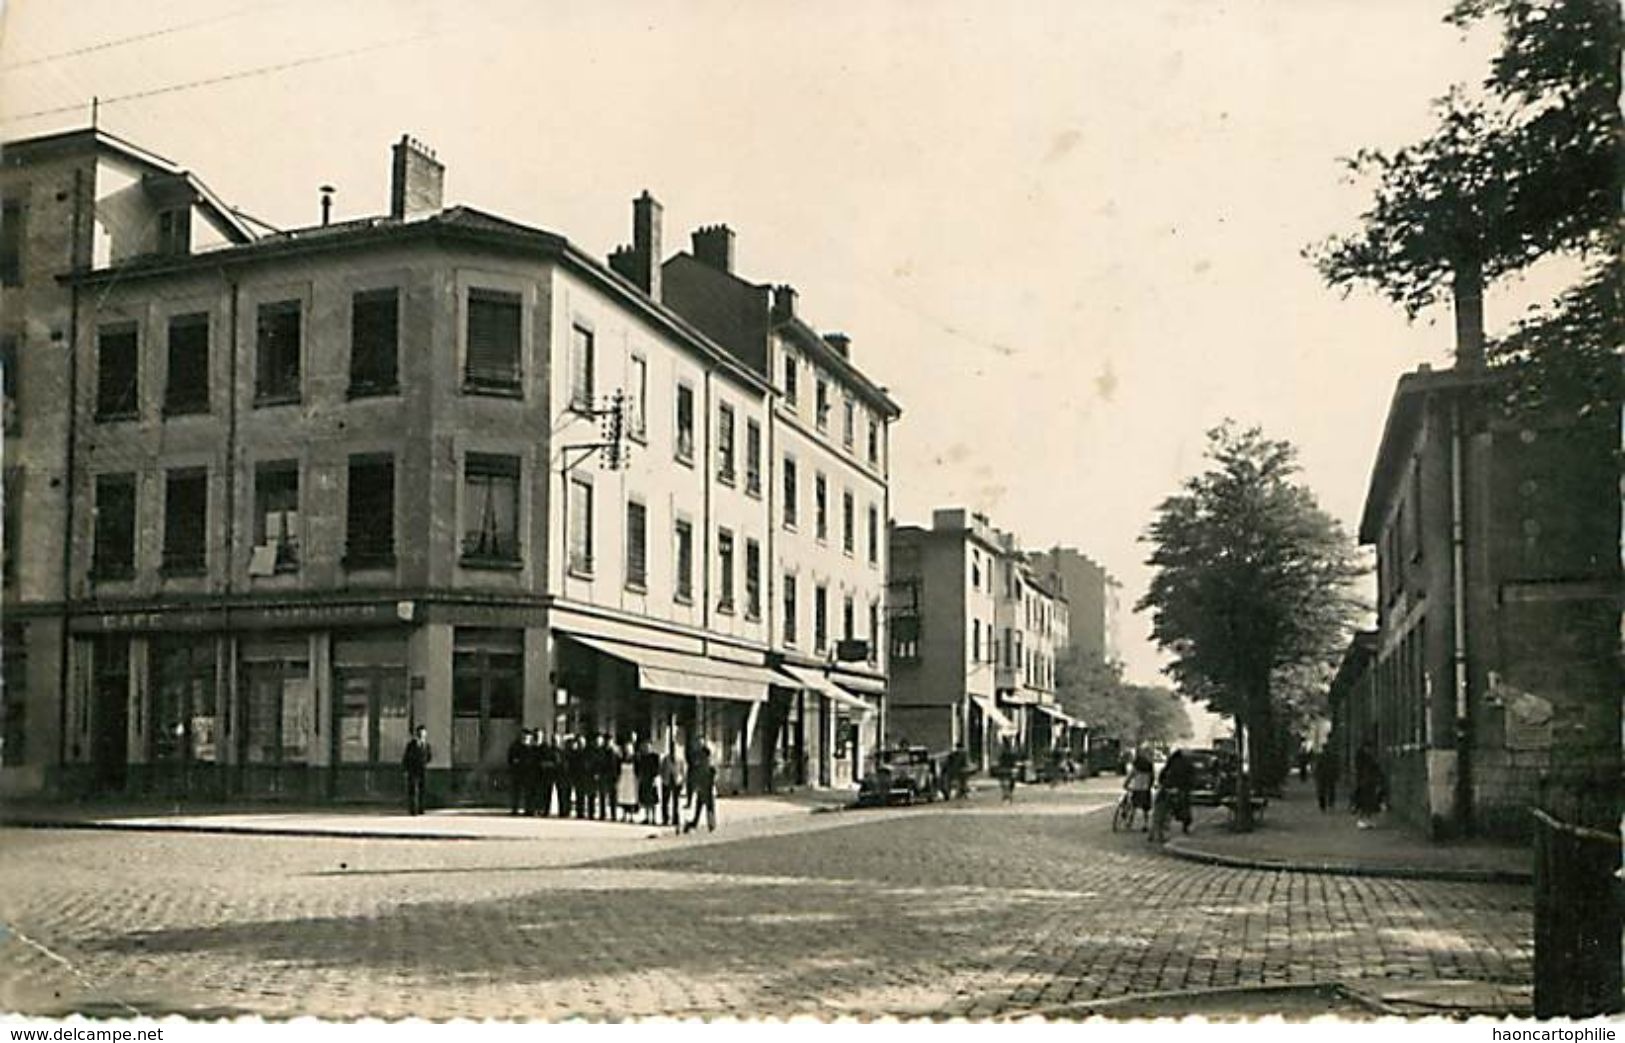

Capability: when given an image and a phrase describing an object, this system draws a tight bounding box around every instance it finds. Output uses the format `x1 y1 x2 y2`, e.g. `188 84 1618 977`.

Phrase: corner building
4 129 897 802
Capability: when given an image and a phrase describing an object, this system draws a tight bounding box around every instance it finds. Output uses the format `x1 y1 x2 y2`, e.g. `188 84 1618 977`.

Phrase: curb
1162 838 1533 885
0 817 496 842
1027 980 1406 1019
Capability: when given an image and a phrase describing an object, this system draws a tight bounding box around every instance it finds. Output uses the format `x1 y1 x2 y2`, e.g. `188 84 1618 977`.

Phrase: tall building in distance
0 129 901 802
1029 547 1122 668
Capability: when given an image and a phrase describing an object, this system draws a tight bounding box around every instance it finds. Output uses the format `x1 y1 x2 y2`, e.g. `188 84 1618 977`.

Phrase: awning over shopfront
830 671 885 696
565 634 771 703
778 664 873 715
1036 703 1071 724
972 694 1017 734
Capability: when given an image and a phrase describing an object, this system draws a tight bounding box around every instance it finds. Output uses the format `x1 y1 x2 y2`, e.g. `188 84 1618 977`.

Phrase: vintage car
857 745 942 806
1185 748 1240 806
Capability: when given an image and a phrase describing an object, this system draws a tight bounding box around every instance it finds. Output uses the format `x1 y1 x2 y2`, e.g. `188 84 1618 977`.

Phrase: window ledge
343 554 397 571
94 411 139 423
160 562 207 578
253 393 301 409
162 403 211 419
347 384 401 401
674 593 694 606
567 563 595 580
717 471 736 487
674 452 695 468
463 381 524 399
716 601 735 616
92 569 136 583
625 579 648 595
460 555 523 572
745 612 762 623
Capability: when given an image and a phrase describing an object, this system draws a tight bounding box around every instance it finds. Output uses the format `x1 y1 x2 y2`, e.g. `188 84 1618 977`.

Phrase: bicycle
1111 789 1136 832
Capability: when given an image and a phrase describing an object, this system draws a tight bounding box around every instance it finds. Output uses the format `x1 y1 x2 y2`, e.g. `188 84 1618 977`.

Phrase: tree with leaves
1053 648 1191 750
1309 0 1620 412
1138 423 1365 829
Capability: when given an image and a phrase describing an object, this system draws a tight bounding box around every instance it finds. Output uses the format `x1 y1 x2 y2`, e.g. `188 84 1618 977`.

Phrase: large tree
1053 649 1191 750
1138 423 1365 828
1309 0 1621 411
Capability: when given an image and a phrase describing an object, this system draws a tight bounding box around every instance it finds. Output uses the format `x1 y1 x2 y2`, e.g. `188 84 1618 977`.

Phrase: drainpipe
222 274 239 775
1450 395 1472 835
57 167 86 776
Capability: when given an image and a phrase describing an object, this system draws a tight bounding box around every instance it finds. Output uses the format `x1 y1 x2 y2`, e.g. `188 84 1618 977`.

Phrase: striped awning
565 634 772 703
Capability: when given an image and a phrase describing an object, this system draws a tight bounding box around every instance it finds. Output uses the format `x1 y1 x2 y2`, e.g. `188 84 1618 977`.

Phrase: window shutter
467 290 522 388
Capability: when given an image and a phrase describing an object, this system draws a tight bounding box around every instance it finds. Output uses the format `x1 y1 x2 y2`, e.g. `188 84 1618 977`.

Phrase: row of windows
781 574 881 661
87 452 532 581
780 458 882 564
87 287 524 421
782 347 882 470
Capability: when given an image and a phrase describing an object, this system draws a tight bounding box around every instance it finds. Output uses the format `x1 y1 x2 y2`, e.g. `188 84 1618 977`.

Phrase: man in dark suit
402 725 432 816
507 729 528 815
536 733 561 817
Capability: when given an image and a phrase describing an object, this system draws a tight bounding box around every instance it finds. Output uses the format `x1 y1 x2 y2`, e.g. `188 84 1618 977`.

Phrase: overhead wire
0 3 286 71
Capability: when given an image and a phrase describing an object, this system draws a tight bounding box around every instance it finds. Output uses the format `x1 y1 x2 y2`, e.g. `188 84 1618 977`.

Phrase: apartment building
1029 546 1121 669
0 128 904 802
992 534 1072 762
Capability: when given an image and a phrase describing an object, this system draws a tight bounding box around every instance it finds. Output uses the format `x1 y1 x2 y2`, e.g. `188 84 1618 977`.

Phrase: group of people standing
1124 748 1196 842
505 731 721 833
1309 741 1387 828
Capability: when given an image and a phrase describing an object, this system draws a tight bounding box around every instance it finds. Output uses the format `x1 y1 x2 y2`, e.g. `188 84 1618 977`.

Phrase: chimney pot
823 332 850 358
772 285 797 322
625 191 663 299
691 224 736 273
390 134 445 220
319 184 335 227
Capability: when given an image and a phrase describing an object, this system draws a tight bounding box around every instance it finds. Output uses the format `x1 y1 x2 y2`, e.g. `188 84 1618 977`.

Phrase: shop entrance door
91 636 129 794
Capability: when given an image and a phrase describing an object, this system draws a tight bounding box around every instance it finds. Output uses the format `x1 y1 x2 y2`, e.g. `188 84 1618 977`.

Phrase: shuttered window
466 289 522 392
625 499 647 590
345 455 395 568
162 469 207 574
96 324 139 420
674 519 694 603
569 324 594 411
349 289 399 397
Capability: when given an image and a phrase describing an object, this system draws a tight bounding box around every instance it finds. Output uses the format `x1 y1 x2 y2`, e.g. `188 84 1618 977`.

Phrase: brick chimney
691 224 735 273
390 135 444 220
609 191 663 298
823 332 850 359
771 285 797 323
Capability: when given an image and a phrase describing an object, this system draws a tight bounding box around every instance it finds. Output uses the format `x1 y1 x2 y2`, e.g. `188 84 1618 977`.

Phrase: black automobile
857 746 942 806
1184 749 1238 806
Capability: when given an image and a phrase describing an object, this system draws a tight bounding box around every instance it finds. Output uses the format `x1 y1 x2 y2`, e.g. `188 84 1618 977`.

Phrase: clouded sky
1 0 1568 690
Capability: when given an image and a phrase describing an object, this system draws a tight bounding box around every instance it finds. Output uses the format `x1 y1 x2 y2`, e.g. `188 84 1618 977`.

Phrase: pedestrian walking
1314 745 1341 813
1125 751 1155 830
402 724 432 816
660 742 686 828
996 742 1019 802
507 729 528 815
635 739 660 825
1158 748 1195 834
1353 740 1385 829
684 743 718 834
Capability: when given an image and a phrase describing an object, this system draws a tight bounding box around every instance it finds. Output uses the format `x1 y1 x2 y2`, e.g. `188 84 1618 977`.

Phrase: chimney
1452 258 1485 370
319 184 335 227
390 135 444 220
823 332 850 359
610 191 663 298
772 285 797 323
691 224 735 273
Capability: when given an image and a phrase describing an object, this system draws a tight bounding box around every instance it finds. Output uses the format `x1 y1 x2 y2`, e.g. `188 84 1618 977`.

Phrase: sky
0 0 1574 696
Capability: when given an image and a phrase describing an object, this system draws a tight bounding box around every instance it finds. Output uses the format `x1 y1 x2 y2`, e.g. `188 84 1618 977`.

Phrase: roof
3 126 254 243
1358 364 1502 543
775 315 902 419
66 203 774 397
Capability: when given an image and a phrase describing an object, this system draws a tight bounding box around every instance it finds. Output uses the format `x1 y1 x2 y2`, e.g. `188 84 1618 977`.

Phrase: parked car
1085 737 1126 777
1184 748 1239 806
857 746 942 806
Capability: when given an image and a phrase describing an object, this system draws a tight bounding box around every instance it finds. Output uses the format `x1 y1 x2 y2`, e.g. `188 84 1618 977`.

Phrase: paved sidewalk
1163 778 1532 882
0 787 855 842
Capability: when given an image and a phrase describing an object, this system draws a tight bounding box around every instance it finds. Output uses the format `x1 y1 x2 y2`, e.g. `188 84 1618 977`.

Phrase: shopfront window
150 639 217 764
240 639 312 764
333 633 410 765
452 628 521 767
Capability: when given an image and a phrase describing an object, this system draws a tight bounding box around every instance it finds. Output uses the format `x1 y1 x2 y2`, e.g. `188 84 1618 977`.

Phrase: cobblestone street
0 779 1532 1019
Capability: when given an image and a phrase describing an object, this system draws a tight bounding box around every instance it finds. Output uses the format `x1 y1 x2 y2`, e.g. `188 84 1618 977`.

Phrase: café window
716 528 735 613
744 538 761 620
568 477 593 576
745 419 762 496
1 625 25 765
465 288 522 392
345 454 395 568
569 324 594 412
240 638 312 766
625 499 647 590
161 469 207 575
674 518 694 604
333 634 410 768
461 453 521 565
674 381 695 463
253 463 300 573
150 639 217 766
453 628 522 767
2 335 18 434
349 288 399 397
96 323 139 420
164 313 210 415
92 473 137 580
255 300 302 404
